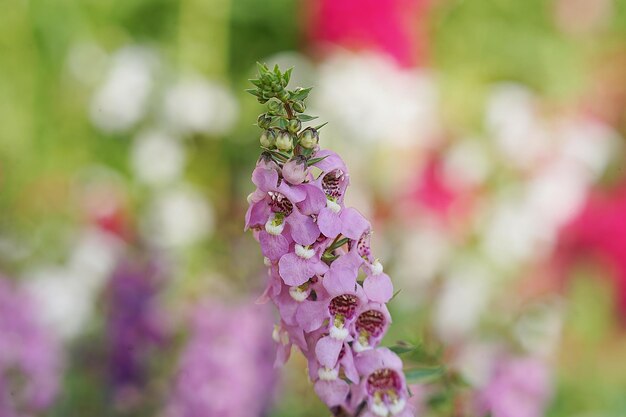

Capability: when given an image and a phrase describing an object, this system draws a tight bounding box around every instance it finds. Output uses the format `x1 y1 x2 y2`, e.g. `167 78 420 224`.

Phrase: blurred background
1 0 626 416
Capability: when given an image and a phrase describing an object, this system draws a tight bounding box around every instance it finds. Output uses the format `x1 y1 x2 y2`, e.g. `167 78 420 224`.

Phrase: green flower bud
288 119 301 134
292 101 306 113
260 129 276 148
276 130 293 151
278 90 290 102
267 100 282 114
257 114 272 129
298 127 318 149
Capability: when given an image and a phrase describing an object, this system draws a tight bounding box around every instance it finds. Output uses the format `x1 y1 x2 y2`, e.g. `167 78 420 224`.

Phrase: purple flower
245 70 412 416
165 301 277 417
0 276 62 417
104 256 169 405
355 348 412 417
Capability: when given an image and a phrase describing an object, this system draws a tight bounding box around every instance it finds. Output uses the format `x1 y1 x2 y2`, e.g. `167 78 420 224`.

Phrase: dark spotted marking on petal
366 369 402 396
356 309 386 337
329 294 359 319
268 191 293 215
322 170 344 199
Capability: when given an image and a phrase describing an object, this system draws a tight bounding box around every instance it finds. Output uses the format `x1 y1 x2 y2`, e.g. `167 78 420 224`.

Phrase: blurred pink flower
557 182 626 322
164 301 276 417
0 277 62 417
308 0 431 67
476 356 552 417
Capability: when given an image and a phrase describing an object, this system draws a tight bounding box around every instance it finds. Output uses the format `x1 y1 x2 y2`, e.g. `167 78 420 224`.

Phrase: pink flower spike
259 230 290 261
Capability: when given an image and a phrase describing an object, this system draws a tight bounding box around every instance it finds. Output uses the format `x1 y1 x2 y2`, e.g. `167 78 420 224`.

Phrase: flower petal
278 253 311 286
286 209 320 245
340 207 370 240
259 231 290 261
315 335 343 368
314 379 350 407
363 273 393 303
318 207 343 238
296 183 327 215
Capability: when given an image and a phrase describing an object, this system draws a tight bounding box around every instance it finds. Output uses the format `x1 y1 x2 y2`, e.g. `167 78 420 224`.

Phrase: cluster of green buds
247 63 327 167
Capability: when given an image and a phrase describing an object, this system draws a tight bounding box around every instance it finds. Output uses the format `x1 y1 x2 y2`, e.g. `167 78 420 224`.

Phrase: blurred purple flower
476 356 552 417
0 276 62 417
164 301 277 417
104 257 169 405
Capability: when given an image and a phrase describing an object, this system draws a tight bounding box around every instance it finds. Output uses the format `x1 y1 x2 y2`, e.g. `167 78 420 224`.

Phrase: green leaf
275 118 288 129
404 366 445 383
297 114 318 122
249 79 263 88
306 155 329 166
273 64 280 75
389 342 418 355
314 122 328 130
245 89 261 97
389 289 402 301
283 67 293 84
256 62 269 75
290 87 313 101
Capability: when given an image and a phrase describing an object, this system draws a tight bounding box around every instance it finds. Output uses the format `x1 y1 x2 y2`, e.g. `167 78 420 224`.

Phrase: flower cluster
245 64 413 417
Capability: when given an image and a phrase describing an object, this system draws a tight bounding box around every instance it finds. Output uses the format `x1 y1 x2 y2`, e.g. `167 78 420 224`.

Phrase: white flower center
353 339 372 353
265 215 285 235
370 260 383 275
326 198 341 214
272 325 290 345
263 257 272 267
389 398 406 415
329 325 349 340
295 244 314 259
318 366 339 381
289 286 308 302
371 401 389 417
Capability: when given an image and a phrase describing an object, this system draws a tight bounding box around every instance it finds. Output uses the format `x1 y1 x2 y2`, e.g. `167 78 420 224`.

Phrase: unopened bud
260 129 276 148
257 114 272 129
298 127 319 149
267 100 282 114
292 101 306 113
282 155 307 184
276 130 293 151
288 118 301 134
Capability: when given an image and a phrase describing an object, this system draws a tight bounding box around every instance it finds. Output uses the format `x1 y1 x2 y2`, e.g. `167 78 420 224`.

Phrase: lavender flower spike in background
0 276 62 417
245 64 413 417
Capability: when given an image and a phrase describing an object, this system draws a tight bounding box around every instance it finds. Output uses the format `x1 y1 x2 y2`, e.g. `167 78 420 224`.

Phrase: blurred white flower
434 258 494 343
454 342 501 387
23 229 122 340
314 52 439 146
130 130 186 187
163 77 238 136
90 46 157 133
395 223 451 291
514 300 564 357
142 185 214 248
443 138 492 189
556 118 617 180
485 83 549 169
